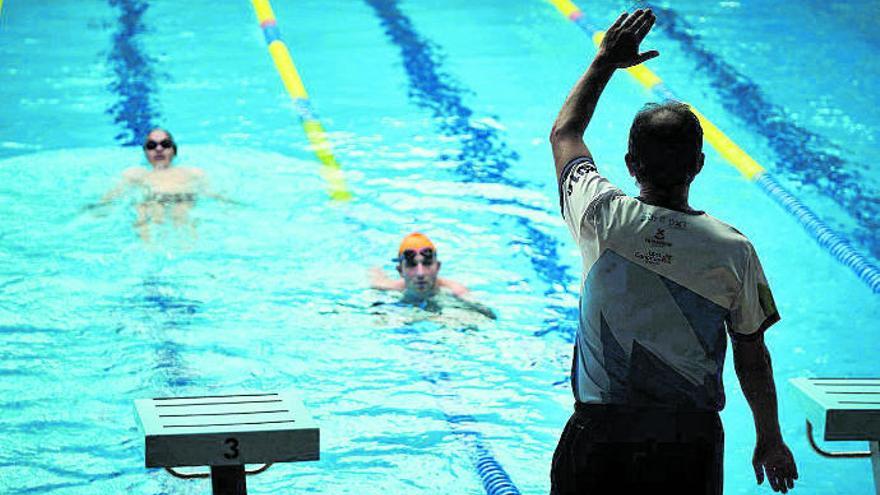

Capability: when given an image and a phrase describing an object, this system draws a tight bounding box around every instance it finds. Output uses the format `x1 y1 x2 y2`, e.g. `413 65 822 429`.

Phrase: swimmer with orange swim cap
370 233 495 318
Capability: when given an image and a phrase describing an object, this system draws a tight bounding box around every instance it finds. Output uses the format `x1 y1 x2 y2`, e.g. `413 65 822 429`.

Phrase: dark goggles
144 139 174 150
396 247 435 267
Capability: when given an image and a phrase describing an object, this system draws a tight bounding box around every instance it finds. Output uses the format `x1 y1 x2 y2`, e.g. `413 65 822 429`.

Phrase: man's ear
688 152 705 183
695 152 705 176
625 153 637 178
396 264 403 276
436 260 442 273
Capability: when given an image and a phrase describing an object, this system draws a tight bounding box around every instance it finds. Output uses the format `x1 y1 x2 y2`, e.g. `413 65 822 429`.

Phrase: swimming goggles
144 139 174 150
396 247 435 267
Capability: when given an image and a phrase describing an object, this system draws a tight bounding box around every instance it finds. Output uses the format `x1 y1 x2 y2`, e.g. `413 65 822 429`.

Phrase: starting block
135 391 319 495
790 378 880 495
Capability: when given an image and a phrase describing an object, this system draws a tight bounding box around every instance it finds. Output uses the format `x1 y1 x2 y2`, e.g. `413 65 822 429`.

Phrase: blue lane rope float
755 174 880 293
547 0 880 294
445 414 523 495
251 0 352 201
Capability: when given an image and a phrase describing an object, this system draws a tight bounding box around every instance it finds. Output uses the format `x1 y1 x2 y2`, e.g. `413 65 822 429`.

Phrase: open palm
597 9 659 69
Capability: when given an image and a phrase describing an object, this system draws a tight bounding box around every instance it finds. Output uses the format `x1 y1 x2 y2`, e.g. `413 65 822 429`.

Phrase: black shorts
550 403 724 495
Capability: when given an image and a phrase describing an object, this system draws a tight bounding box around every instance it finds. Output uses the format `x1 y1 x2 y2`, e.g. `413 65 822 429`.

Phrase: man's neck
638 184 698 214
401 287 439 303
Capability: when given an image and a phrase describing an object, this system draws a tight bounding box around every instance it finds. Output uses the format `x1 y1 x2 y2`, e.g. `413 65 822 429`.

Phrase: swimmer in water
89 128 233 242
370 232 496 319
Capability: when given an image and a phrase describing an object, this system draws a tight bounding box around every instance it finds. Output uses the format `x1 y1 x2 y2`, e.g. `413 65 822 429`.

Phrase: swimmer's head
625 101 704 188
396 232 441 298
143 128 177 169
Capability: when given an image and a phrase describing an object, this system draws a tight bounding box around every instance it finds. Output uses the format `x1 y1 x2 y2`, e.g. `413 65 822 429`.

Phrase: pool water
1 1 878 494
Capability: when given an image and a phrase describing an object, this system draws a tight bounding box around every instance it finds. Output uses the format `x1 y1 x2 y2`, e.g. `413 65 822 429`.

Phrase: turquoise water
1 1 878 494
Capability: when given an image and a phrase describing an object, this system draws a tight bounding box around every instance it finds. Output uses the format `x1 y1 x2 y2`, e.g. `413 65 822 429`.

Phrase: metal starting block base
135 391 319 495
790 378 880 495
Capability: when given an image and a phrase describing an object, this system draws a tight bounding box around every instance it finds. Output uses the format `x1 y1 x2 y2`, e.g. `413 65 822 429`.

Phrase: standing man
549 9 797 494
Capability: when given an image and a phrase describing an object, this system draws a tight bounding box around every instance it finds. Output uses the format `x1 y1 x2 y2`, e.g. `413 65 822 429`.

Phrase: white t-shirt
559 156 779 411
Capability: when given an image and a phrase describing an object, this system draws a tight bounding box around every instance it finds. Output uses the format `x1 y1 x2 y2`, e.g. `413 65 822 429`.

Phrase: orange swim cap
398 232 436 256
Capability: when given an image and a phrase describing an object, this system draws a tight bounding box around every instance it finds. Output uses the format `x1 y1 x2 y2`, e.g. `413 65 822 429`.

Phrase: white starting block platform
790 378 880 495
135 391 319 468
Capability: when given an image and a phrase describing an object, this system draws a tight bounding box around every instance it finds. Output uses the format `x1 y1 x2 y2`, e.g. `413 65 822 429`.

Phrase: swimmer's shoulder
175 166 206 184
438 278 469 298
180 166 206 178
122 167 148 183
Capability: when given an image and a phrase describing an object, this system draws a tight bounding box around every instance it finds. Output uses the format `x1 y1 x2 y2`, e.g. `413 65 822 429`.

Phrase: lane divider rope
251 0 352 201
445 413 522 495
547 0 880 293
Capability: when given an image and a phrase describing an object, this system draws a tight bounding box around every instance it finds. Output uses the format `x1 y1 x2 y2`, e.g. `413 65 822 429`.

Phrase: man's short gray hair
627 101 703 186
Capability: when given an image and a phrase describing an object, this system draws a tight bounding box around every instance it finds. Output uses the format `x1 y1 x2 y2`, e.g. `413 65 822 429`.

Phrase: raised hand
753 439 798 493
596 9 659 69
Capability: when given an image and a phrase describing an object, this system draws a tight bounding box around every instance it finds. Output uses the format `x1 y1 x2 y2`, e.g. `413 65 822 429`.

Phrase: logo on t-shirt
566 161 597 196
644 228 673 248
641 212 688 230
634 250 674 265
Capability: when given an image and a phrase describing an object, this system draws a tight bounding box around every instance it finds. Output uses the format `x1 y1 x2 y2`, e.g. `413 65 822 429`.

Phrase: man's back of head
626 101 704 188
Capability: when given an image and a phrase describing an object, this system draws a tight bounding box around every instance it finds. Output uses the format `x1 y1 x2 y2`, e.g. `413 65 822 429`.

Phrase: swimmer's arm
85 168 144 210
439 278 497 320
202 190 244 205
550 10 658 181
95 182 127 205
193 169 243 205
369 267 405 291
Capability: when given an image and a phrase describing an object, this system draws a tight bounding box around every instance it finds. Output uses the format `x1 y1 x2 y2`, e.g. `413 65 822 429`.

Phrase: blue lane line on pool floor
362 0 521 184
364 0 579 341
637 2 880 259
138 276 201 388
134 280 200 495
104 0 197 389
106 0 161 146
105 0 198 391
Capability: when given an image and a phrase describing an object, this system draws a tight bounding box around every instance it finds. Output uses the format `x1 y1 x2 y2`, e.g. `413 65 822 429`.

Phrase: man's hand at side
753 437 798 493
732 334 799 492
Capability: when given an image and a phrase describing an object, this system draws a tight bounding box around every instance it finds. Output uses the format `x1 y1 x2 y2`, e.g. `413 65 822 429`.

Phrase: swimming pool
1 0 878 493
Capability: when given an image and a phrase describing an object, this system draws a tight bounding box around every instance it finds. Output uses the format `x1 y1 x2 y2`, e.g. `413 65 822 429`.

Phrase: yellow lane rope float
251 0 352 201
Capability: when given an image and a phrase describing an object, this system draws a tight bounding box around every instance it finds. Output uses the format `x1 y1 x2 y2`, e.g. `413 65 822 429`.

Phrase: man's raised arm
549 9 658 181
